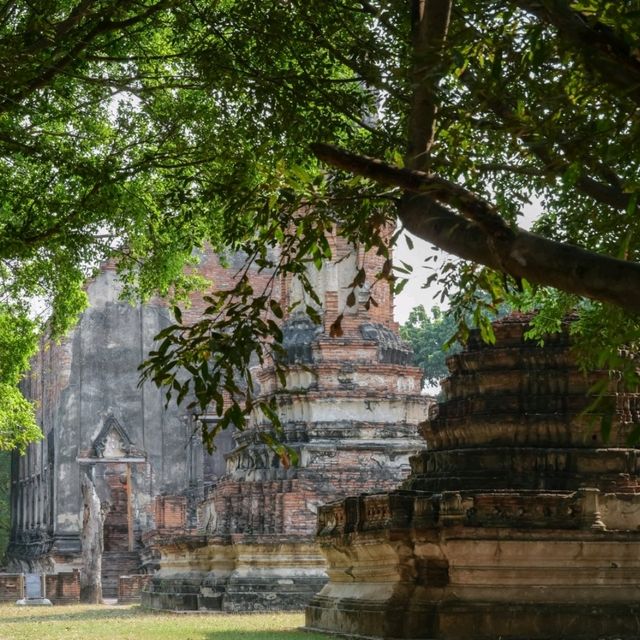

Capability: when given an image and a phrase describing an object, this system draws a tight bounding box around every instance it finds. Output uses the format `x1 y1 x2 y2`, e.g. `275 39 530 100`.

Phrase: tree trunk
406 0 453 171
80 473 105 604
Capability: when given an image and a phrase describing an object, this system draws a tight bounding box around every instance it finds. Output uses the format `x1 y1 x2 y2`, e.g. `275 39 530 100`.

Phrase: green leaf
269 299 284 319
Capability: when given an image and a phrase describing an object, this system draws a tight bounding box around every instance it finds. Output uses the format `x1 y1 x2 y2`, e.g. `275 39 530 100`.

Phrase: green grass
0 603 339 640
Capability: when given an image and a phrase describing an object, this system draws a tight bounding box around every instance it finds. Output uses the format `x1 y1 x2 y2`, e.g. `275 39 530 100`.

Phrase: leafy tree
400 299 511 388
139 1 640 447
0 310 41 450
0 1 229 449
1 1 640 450
400 306 459 387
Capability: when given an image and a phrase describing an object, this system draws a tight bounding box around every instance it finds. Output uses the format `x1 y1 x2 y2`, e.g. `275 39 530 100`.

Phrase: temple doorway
99 462 139 599
103 463 132 552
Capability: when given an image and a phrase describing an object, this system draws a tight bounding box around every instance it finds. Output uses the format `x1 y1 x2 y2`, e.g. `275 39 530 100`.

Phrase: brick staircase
102 551 140 599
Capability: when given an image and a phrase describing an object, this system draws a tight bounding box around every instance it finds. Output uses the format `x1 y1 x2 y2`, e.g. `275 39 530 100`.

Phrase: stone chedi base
143 324 429 612
141 533 327 611
306 314 640 639
143 233 431 611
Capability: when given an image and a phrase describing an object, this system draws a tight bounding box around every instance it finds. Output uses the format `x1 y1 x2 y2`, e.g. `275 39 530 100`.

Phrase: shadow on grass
113 630 337 640
200 634 332 640
198 629 337 640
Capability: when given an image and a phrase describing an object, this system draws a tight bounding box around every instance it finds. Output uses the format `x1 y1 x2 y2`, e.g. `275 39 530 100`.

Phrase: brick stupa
142 231 432 611
307 314 640 639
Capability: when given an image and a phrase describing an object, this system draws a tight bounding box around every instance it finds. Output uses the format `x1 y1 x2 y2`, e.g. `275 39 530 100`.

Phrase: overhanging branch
312 142 640 313
312 142 513 239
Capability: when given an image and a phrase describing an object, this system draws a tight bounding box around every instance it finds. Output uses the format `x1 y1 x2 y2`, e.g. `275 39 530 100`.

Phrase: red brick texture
0 573 24 601
154 496 187 531
45 570 80 604
118 574 151 603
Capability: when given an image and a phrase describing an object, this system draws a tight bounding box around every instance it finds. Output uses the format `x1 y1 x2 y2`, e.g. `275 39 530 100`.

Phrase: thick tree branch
313 142 513 239
312 142 640 313
401 193 640 313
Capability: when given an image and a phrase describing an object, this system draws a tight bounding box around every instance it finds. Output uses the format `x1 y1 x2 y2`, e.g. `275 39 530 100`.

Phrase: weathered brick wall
45 570 80 604
11 247 265 572
306 314 640 640
213 454 424 539
13 232 427 612
181 248 279 325
142 230 433 611
0 573 23 601
206 231 430 544
154 496 187 530
279 230 396 338
118 574 151 603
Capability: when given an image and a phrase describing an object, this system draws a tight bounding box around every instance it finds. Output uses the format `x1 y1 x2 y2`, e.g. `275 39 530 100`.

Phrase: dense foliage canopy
2 1 640 450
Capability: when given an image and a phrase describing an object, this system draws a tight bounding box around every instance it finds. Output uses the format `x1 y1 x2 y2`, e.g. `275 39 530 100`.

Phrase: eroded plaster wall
8 251 243 570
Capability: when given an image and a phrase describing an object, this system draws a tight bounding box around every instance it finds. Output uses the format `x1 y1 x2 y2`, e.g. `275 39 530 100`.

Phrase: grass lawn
0 603 340 640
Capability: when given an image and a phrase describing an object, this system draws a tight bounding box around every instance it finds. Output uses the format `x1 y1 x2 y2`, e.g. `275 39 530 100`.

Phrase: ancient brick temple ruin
306 314 640 639
142 233 430 611
5 251 238 599
6 235 430 607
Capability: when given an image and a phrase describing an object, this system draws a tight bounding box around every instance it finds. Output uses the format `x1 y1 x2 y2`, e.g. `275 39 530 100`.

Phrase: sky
393 233 443 323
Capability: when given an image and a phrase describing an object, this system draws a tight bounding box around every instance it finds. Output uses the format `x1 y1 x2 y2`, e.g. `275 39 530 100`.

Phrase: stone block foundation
142 538 327 611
